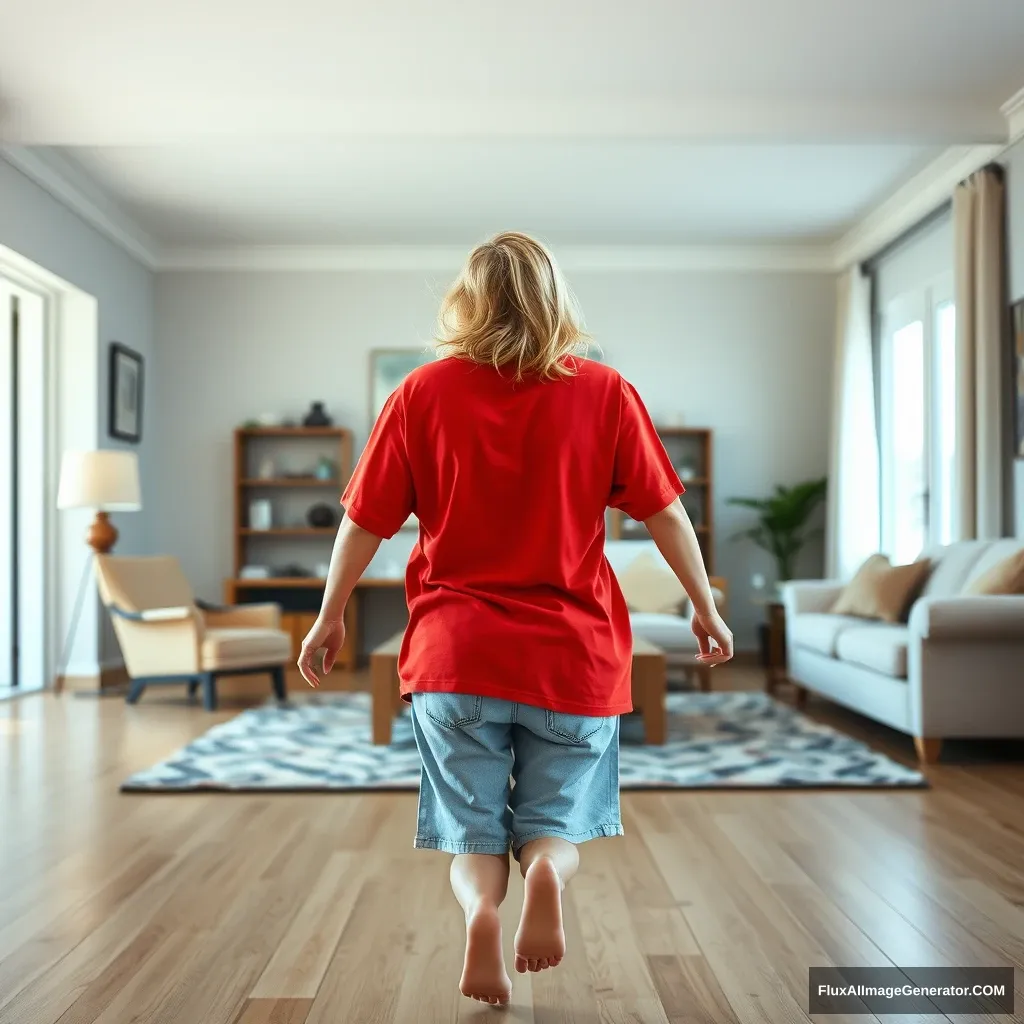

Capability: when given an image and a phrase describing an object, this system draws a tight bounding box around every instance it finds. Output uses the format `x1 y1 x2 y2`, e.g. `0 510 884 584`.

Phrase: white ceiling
3 0 1023 143
59 142 941 248
2 0 1022 252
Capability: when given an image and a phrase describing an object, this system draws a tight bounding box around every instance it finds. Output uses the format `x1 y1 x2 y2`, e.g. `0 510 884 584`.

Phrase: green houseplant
728 478 827 582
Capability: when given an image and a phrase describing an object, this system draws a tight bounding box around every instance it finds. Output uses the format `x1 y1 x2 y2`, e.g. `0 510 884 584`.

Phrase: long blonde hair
436 232 590 380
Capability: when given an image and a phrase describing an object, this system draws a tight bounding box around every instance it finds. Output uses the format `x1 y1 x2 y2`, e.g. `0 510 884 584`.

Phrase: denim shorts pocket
544 709 607 744
421 692 484 729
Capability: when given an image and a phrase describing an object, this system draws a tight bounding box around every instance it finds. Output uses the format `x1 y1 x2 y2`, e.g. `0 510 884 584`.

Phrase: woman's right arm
644 499 734 665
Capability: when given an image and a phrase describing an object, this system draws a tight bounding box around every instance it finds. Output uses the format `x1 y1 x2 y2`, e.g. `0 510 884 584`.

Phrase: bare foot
461 903 512 1005
514 856 566 974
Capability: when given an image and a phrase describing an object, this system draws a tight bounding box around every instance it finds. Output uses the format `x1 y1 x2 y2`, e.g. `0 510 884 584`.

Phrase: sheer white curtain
953 166 1007 540
826 266 880 580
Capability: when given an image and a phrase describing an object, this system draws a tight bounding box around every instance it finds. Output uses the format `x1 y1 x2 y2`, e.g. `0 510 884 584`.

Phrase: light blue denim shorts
410 692 623 857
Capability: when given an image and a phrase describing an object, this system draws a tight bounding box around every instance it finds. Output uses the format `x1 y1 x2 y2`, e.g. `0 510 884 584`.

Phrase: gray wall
154 267 836 649
0 156 156 669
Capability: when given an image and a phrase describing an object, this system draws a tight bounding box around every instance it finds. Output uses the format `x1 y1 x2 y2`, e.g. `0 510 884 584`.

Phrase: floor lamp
54 450 141 694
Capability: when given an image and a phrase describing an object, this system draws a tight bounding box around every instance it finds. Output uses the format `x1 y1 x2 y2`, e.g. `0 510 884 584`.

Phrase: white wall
154 267 835 649
0 157 155 675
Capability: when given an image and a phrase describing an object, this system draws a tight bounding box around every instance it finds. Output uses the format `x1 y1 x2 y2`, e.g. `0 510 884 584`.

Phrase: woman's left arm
296 516 383 687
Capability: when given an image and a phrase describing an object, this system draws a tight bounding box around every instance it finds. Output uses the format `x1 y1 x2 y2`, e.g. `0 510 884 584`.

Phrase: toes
515 954 528 974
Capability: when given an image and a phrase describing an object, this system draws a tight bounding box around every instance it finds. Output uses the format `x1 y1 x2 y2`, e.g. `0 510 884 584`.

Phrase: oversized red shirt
341 356 683 716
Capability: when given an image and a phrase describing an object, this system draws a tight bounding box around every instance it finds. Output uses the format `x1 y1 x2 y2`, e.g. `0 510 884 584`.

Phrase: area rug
122 691 925 791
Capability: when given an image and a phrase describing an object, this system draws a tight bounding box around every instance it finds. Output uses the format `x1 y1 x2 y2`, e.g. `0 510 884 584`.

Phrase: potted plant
728 478 827 583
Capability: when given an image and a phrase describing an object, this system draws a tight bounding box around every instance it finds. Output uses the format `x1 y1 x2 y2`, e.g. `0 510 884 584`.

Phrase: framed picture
369 348 434 423
108 342 144 443
1014 299 1024 459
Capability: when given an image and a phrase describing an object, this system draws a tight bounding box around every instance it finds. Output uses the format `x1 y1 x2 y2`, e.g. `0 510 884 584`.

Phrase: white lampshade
57 450 142 511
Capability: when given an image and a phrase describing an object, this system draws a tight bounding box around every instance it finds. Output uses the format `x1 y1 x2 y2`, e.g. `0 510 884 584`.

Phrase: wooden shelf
239 528 336 537
230 576 404 589
681 477 709 487
240 477 339 488
239 426 348 438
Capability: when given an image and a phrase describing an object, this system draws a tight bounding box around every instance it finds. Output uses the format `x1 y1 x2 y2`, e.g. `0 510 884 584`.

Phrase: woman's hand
297 616 346 688
691 610 734 667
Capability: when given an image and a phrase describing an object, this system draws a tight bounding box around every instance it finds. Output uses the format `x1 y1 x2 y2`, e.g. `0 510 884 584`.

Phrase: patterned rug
122 691 925 791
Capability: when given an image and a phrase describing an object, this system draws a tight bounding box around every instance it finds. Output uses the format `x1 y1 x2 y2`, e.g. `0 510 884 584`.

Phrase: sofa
605 539 726 690
782 539 1024 762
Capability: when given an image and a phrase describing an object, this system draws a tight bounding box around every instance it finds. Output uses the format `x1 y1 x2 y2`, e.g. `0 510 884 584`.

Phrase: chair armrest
108 603 194 623
908 595 1024 642
200 602 282 630
780 580 844 616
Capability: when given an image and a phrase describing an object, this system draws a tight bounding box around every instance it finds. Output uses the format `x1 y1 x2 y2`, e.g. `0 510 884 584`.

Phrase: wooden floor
2 668 1023 1024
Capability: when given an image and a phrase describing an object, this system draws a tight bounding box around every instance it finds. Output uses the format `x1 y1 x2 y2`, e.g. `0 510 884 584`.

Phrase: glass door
0 285 15 688
879 274 955 563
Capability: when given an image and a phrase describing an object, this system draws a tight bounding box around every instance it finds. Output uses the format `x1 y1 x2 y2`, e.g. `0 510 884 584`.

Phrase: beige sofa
782 539 1024 762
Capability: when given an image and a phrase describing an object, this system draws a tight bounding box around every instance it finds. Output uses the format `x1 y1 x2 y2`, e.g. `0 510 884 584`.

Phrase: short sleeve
340 391 415 538
608 379 684 521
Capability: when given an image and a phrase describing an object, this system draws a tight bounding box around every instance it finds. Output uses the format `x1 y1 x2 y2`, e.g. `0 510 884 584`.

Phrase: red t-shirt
341 356 683 715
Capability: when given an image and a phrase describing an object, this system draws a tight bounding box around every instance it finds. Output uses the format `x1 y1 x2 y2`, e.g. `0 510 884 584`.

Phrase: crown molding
830 143 1004 269
1002 86 1024 144
0 145 161 269
157 242 836 273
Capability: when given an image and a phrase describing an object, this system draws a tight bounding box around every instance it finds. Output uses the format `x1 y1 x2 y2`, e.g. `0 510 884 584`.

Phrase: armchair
94 555 291 710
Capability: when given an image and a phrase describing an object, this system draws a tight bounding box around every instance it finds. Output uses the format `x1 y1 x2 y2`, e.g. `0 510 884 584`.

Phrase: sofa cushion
963 541 1024 595
201 627 291 670
834 624 909 678
831 554 930 623
629 612 697 651
788 613 862 657
618 550 687 614
919 541 990 598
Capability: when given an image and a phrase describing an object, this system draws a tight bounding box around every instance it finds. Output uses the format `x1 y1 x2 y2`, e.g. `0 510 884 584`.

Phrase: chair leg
187 679 200 702
126 679 146 704
270 665 286 702
201 672 218 712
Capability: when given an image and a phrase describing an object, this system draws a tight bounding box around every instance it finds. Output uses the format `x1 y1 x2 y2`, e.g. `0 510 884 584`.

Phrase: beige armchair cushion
201 628 291 671
831 554 931 624
95 555 195 612
617 550 687 614
201 603 282 630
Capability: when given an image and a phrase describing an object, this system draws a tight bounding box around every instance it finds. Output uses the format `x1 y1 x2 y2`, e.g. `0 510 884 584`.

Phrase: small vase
302 402 332 427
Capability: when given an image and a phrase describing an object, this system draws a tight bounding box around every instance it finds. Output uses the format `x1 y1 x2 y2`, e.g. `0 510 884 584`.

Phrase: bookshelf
225 426 359 666
608 426 715 572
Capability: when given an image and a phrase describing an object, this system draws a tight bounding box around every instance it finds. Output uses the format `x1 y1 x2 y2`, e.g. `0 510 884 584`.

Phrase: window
879 275 955 562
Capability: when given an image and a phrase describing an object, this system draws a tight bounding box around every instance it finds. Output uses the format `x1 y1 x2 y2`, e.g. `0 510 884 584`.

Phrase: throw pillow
964 548 1024 595
617 550 687 615
831 553 931 623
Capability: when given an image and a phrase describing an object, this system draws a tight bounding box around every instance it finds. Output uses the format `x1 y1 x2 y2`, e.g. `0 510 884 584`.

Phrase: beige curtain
825 266 879 579
953 166 1007 540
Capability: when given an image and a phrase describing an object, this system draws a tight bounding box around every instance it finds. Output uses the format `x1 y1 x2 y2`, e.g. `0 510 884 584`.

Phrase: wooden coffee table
370 631 668 746
631 636 668 745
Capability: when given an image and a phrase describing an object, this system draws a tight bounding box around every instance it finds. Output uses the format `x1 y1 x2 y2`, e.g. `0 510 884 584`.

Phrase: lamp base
87 511 119 554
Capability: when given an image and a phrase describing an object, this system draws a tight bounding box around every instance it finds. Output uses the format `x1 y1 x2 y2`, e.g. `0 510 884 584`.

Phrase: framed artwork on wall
108 342 144 443
369 348 434 424
1014 299 1024 459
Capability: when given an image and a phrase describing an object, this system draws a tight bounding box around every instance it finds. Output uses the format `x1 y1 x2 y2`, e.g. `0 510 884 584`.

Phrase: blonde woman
298 232 733 1005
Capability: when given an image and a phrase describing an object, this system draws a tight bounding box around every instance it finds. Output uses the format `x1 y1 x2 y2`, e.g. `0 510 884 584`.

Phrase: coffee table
370 631 668 746
631 636 668 745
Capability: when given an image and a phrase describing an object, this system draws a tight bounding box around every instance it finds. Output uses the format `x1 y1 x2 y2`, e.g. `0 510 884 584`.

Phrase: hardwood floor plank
233 998 314 1024
251 852 366 1000
647 954 737 1024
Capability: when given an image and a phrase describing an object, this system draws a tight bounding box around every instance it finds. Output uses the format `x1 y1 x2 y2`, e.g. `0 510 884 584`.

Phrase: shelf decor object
608 427 715 572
